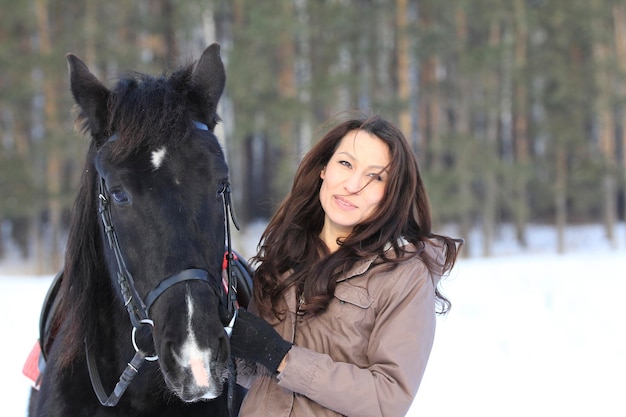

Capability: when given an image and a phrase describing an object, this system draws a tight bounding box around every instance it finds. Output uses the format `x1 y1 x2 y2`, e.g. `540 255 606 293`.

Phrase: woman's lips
334 195 357 210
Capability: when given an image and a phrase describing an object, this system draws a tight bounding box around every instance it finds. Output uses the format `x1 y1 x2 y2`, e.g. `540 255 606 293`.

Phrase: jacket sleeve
276 258 437 417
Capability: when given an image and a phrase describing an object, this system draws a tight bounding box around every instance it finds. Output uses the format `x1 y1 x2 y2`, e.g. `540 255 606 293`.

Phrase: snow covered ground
2 223 625 416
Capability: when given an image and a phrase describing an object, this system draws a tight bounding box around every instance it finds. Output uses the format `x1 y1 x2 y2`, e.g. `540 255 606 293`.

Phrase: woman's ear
320 166 326 180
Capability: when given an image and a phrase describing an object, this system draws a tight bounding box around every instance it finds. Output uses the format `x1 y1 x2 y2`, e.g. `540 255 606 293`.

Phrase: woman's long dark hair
252 114 462 318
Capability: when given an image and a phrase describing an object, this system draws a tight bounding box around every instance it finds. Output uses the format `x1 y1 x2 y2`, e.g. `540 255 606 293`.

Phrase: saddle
22 250 254 389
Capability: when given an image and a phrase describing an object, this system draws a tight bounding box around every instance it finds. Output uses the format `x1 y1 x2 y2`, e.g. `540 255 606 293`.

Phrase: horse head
67 44 231 402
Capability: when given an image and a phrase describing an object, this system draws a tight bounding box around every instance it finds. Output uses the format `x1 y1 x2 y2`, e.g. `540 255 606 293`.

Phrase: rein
86 121 241 409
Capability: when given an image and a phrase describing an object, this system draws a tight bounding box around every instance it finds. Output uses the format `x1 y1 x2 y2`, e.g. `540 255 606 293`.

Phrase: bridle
86 121 241 410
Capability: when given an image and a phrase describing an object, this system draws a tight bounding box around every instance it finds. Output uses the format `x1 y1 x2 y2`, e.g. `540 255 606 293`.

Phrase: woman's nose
343 172 363 194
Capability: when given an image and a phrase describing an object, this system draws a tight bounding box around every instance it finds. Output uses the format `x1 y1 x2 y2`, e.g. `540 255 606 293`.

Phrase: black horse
28 44 247 417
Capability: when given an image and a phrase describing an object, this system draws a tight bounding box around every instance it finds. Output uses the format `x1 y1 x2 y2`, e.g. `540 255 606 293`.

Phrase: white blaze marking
189 357 210 386
174 291 213 390
151 147 167 169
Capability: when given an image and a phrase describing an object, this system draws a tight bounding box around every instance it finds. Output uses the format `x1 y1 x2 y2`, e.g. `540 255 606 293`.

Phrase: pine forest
1 0 625 272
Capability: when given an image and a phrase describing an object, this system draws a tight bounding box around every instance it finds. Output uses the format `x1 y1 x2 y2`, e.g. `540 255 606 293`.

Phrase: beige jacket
237 241 443 417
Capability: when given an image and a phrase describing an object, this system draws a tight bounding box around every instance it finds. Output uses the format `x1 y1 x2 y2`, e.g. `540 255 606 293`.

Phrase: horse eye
111 189 130 204
217 182 227 196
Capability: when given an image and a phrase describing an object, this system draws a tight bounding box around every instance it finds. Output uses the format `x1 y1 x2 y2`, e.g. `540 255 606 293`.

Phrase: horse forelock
105 64 200 160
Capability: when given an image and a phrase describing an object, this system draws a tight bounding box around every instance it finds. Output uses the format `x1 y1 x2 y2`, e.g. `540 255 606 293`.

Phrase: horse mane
52 142 108 367
53 60 210 367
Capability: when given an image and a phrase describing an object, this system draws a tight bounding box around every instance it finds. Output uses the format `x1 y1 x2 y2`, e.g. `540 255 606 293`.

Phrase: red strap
23 342 42 390
221 251 240 308
222 251 238 271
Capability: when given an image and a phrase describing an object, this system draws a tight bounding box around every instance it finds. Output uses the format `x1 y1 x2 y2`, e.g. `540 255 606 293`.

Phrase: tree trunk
418 5 440 168
396 0 411 142
481 21 502 257
513 0 529 247
294 0 312 159
162 0 179 66
277 0 296 169
593 12 617 247
0 215 4 259
35 0 62 272
555 143 567 253
84 0 97 66
613 4 626 243
454 6 472 257
244 131 272 220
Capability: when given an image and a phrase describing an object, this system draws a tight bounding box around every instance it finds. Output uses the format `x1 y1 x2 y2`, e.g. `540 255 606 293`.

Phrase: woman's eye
339 160 352 168
111 189 130 204
368 173 384 182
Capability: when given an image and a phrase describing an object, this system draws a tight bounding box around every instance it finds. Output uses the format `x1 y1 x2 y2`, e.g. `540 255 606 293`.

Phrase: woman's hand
228 308 292 374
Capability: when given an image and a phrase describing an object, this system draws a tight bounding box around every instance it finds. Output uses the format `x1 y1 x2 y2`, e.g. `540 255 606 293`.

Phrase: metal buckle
131 319 158 361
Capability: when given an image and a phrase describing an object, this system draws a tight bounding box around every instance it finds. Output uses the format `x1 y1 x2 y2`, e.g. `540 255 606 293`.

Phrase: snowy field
1 223 625 416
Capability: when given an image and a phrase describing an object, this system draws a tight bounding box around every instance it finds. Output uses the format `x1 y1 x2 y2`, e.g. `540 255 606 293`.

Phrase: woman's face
319 129 390 246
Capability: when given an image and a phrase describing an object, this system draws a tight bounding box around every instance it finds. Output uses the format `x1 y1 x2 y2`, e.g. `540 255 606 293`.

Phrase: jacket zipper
285 292 305 416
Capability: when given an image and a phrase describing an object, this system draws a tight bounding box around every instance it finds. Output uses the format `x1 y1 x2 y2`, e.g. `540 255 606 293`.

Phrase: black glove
229 308 292 374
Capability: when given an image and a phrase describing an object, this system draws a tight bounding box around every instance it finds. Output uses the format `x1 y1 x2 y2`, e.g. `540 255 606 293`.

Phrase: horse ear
66 54 110 139
191 44 226 123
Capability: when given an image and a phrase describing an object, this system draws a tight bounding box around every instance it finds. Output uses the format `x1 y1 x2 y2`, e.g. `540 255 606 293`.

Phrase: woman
227 114 462 417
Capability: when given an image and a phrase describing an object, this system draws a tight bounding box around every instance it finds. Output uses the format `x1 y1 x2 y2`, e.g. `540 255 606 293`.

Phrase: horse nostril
158 341 177 370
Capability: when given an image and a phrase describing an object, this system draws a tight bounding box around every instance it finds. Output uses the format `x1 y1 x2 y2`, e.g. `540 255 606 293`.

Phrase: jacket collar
337 237 412 283
284 237 415 311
